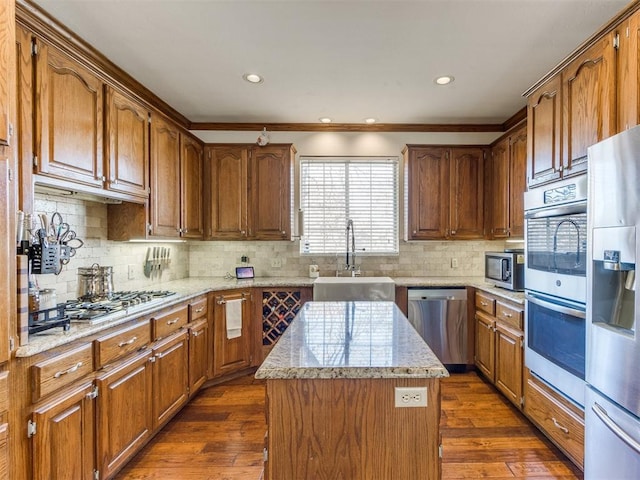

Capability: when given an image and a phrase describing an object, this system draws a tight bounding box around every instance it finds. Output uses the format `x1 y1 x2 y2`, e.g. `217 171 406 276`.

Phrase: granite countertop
19 275 523 357
255 301 449 380
18 276 317 357
392 276 525 305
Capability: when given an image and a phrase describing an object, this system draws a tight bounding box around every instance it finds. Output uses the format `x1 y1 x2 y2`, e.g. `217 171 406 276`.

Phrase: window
299 156 399 255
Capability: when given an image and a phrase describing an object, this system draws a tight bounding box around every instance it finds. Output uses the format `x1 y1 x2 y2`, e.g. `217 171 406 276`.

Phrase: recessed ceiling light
319 117 332 124
243 73 263 84
364 118 377 124
434 75 454 85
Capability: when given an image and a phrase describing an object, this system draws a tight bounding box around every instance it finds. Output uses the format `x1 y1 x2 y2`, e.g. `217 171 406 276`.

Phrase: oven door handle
524 203 586 219
592 402 640 455
525 293 586 318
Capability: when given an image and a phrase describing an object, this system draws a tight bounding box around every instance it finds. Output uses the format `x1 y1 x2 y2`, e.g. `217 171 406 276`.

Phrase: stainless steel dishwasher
407 288 468 371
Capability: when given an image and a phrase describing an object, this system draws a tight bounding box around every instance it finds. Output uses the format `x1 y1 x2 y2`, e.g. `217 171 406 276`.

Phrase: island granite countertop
255 301 449 380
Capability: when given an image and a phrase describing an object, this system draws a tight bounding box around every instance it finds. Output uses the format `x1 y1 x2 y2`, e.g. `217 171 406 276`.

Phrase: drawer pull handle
503 312 513 318
166 318 179 325
118 336 138 348
480 301 488 306
192 331 201 337
194 307 205 313
54 362 83 379
551 417 569 434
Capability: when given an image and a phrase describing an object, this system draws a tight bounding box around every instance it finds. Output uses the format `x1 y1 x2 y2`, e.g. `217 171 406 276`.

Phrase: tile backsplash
189 239 506 278
31 194 510 301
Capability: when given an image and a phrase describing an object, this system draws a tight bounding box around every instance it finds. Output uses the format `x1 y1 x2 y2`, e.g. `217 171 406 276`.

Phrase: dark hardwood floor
115 371 583 480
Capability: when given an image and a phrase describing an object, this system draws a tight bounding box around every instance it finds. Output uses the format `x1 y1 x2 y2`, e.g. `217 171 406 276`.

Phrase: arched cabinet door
35 40 104 187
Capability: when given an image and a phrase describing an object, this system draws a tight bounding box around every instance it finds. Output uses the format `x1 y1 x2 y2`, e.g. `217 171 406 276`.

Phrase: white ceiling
31 0 630 126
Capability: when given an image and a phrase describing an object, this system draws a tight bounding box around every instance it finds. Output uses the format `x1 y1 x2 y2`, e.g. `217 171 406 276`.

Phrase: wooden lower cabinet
524 369 585 469
152 330 189 428
0 423 7 480
494 322 524 405
31 382 96 480
265 378 441 479
474 311 495 381
473 290 524 409
188 319 209 394
96 349 153 479
212 290 252 377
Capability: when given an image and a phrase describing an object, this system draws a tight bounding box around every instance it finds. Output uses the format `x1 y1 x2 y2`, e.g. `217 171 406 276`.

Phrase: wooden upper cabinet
405 145 484 240
180 133 204 239
250 145 293 240
405 146 449 240
15 24 34 214
205 145 248 239
35 40 104 187
205 144 293 240
487 124 526 240
487 138 509 238
105 87 150 199
527 75 562 188
561 33 616 178
509 126 527 237
0 0 11 147
616 12 640 132
149 114 180 238
449 147 484 239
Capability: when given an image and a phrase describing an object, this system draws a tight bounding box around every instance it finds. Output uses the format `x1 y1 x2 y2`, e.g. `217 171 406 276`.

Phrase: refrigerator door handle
592 402 640 455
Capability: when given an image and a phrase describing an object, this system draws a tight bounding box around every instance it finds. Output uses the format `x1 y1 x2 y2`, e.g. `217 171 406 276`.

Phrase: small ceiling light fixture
319 117 332 124
364 118 377 124
243 73 264 84
434 75 454 85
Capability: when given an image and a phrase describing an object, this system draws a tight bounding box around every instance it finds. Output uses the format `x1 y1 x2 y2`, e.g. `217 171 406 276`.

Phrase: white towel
225 299 243 339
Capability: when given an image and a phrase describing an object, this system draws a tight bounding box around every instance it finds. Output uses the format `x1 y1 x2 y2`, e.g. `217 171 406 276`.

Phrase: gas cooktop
65 290 177 322
29 290 178 334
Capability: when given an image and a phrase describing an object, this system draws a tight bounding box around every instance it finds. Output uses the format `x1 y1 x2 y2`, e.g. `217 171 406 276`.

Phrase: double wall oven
524 174 587 406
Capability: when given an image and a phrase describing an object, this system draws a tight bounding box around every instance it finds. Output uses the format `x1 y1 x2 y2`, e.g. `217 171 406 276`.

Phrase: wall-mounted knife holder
144 247 171 279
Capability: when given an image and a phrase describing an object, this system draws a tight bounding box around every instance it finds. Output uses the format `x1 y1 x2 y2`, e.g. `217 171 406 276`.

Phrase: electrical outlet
394 387 428 407
240 255 250 263
451 258 458 268
271 258 282 268
128 264 136 280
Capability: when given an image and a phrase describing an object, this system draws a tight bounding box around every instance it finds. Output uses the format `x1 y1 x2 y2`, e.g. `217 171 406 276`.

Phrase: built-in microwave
484 250 525 291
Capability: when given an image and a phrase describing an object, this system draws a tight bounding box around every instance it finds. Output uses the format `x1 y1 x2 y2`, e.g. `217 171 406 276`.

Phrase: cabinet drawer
152 305 188 340
496 301 523 330
524 374 584 468
189 297 208 321
32 343 94 401
95 320 151 369
475 291 496 315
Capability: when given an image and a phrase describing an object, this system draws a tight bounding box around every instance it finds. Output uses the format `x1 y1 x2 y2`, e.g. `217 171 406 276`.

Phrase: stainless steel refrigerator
586 126 640 479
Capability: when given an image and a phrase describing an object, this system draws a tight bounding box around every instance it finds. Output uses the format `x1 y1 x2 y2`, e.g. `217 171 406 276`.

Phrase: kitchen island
255 301 448 480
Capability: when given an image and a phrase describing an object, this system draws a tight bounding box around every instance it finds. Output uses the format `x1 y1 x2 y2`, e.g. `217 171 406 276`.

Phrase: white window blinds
300 156 399 255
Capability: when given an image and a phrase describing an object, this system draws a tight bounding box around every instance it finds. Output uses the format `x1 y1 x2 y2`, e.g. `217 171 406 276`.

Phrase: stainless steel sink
312 277 395 301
